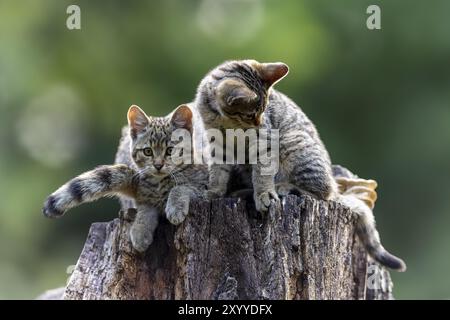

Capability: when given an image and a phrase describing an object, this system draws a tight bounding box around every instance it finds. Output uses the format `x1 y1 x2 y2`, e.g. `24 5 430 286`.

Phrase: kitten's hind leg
275 182 321 199
285 155 336 200
276 182 302 197
130 205 159 253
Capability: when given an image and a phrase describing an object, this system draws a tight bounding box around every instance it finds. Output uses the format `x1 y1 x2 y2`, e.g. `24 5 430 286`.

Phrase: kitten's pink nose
154 163 163 171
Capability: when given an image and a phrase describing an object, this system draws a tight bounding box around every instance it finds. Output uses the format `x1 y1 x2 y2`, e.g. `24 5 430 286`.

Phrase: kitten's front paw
254 190 279 213
130 222 154 253
42 196 65 218
165 201 189 225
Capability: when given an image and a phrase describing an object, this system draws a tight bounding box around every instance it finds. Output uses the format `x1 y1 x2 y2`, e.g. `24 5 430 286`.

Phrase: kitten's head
197 59 289 129
127 104 193 178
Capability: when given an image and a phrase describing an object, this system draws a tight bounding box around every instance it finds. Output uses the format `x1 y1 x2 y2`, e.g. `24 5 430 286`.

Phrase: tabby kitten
43 105 207 252
195 59 405 271
196 59 335 209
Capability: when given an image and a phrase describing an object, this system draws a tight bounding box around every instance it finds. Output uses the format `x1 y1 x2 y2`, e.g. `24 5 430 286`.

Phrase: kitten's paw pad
255 191 279 213
42 197 64 218
130 224 154 253
165 205 188 226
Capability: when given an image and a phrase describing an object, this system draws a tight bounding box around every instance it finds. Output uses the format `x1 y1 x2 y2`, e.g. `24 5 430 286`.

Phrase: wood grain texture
64 195 394 300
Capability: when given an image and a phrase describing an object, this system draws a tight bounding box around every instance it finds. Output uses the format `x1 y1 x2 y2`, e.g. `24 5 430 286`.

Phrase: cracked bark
62 195 394 300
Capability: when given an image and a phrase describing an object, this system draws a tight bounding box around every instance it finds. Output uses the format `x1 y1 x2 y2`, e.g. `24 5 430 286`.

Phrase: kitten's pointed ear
171 104 193 132
259 62 289 87
218 80 258 107
128 105 149 137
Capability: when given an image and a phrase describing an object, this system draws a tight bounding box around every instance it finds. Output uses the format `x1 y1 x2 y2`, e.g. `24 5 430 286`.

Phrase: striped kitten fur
43 105 207 252
195 59 405 271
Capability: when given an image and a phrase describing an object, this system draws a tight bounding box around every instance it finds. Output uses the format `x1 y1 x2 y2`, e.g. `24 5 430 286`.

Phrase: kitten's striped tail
43 164 135 218
340 195 406 272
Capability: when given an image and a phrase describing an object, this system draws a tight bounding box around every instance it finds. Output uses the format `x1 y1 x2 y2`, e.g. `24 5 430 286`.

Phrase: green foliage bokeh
0 0 449 299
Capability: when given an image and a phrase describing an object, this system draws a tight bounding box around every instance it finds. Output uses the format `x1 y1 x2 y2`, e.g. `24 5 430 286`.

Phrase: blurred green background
0 0 449 299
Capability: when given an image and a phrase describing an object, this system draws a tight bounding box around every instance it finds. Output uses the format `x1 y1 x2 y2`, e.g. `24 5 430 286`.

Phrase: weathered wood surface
63 195 394 300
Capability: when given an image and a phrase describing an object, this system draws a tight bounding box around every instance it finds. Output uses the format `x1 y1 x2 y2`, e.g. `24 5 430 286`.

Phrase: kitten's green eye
143 148 153 157
166 147 174 156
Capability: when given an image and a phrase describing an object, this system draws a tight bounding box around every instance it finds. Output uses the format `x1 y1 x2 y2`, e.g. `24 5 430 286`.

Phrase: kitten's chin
152 171 169 178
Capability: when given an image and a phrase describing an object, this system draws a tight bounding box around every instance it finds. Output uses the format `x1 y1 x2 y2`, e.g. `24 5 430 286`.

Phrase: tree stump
62 195 394 300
